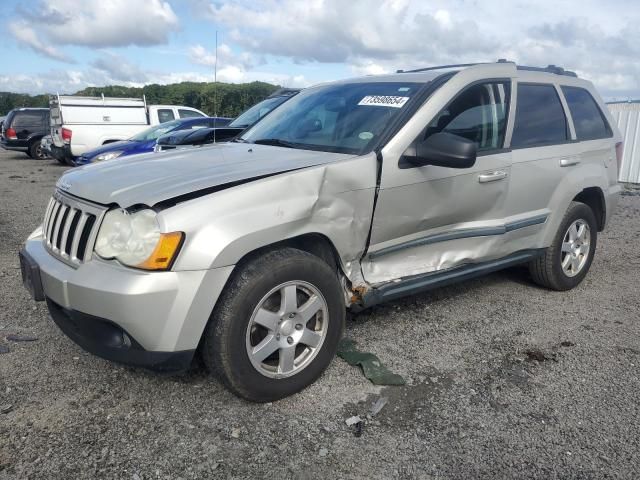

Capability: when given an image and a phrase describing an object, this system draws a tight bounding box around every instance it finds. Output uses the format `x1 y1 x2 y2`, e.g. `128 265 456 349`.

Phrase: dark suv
1 108 50 159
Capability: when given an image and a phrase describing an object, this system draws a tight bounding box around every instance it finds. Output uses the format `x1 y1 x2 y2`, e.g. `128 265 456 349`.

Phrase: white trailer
49 94 206 164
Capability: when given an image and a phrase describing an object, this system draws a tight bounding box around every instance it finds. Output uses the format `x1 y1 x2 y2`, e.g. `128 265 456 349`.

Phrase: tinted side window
178 109 204 118
425 82 510 152
511 84 567 148
561 86 611 140
158 109 175 123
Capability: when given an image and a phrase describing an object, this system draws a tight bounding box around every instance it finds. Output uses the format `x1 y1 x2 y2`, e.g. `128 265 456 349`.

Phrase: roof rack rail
396 60 578 77
396 59 514 74
516 64 578 77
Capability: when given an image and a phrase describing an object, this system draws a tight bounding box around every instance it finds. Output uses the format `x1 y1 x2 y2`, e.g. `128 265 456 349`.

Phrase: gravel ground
0 149 639 479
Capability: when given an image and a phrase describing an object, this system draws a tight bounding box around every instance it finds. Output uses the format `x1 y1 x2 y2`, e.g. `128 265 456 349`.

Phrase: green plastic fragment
337 339 405 386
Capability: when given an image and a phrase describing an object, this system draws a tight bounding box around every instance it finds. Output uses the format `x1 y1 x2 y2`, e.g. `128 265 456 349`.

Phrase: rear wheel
529 201 597 291
28 140 47 160
201 248 345 402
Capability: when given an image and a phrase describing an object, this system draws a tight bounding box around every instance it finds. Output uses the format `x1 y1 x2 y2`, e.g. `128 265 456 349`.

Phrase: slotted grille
42 191 106 265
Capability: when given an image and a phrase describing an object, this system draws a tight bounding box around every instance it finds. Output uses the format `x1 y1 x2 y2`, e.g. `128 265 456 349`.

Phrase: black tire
201 248 345 402
529 201 598 291
28 140 47 160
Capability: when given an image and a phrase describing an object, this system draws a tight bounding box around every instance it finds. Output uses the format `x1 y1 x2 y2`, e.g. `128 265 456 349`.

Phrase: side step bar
359 249 545 309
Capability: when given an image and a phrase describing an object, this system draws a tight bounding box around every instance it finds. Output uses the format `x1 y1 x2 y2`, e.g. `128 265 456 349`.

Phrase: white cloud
11 0 180 61
198 0 640 97
8 22 73 63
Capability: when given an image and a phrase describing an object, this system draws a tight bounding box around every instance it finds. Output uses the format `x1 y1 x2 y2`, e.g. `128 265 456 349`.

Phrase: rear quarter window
561 86 612 140
511 84 568 148
12 112 45 128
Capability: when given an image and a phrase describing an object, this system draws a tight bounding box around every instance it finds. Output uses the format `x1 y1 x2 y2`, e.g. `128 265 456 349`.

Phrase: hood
57 142 354 208
159 127 244 146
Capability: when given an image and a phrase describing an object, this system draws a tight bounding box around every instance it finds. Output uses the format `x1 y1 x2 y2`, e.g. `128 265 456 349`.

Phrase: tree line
0 81 281 117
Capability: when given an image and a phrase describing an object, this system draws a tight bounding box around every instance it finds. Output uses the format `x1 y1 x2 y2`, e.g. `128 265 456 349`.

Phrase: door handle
478 170 508 183
560 157 580 167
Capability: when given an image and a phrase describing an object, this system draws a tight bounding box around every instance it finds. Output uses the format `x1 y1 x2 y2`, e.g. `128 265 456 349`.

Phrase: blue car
75 117 231 165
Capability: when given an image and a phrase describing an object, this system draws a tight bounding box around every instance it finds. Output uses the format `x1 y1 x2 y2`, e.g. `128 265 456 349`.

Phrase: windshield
130 119 184 141
229 96 291 128
240 82 422 154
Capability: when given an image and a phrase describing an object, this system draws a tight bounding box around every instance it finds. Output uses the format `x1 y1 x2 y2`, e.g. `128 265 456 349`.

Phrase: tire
202 248 345 402
529 201 598 291
28 140 47 160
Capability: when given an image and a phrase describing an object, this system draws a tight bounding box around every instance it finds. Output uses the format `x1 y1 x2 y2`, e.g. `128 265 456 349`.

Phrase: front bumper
21 234 234 372
46 298 194 372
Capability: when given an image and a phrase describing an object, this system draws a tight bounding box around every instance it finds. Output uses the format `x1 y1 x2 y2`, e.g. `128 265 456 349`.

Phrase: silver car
20 62 622 401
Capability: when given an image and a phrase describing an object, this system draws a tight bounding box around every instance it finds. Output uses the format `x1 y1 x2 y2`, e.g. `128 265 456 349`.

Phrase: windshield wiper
252 138 298 149
232 137 249 143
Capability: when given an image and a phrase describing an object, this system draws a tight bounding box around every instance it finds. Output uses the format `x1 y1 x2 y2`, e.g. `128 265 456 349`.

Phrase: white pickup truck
49 94 207 164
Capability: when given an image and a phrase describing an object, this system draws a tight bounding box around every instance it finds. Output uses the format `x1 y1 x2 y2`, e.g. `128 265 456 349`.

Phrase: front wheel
529 201 598 291
201 248 345 402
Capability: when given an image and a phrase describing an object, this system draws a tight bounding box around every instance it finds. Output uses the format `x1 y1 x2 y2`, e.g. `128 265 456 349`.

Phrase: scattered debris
617 346 640 355
560 341 575 347
6 334 38 342
345 415 366 437
345 415 362 427
524 349 557 362
1 405 13 414
318 448 328 457
369 397 388 417
0 344 9 354
337 339 405 385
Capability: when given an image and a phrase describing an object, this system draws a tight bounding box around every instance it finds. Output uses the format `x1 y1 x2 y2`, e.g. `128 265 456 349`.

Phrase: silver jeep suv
20 62 622 401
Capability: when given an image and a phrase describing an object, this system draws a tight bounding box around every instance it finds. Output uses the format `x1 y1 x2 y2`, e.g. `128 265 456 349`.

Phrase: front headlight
94 150 124 162
95 209 183 270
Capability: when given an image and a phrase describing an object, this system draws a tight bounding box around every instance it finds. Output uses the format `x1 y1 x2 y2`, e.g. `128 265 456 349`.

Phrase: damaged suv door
363 80 513 286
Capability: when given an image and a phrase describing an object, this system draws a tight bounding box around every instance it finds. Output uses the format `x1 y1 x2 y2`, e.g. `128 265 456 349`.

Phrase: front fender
159 154 377 275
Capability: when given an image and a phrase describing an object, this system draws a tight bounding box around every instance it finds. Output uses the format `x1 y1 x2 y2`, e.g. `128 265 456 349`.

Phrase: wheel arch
573 186 606 231
232 232 344 276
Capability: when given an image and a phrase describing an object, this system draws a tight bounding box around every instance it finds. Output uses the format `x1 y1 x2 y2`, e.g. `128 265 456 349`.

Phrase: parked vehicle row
75 88 299 164
48 95 212 165
2 89 299 165
155 88 299 152
19 62 622 402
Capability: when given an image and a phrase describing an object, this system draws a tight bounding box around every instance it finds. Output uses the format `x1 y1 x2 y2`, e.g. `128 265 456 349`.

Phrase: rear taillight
615 141 624 172
6 127 17 140
61 128 72 144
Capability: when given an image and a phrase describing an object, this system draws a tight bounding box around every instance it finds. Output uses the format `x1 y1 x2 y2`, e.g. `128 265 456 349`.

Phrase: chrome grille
43 191 107 266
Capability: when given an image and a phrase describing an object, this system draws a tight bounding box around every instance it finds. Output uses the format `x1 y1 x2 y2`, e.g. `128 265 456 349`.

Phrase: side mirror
401 132 477 169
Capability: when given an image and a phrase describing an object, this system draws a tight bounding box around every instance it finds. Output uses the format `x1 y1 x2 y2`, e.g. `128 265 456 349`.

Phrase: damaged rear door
362 80 514 285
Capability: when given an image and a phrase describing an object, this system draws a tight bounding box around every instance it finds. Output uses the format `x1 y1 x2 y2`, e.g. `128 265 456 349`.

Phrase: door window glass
511 84 568 148
424 82 510 152
157 109 175 123
178 109 205 118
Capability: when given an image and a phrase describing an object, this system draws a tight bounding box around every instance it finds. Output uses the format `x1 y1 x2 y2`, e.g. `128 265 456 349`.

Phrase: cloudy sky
1 0 639 99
